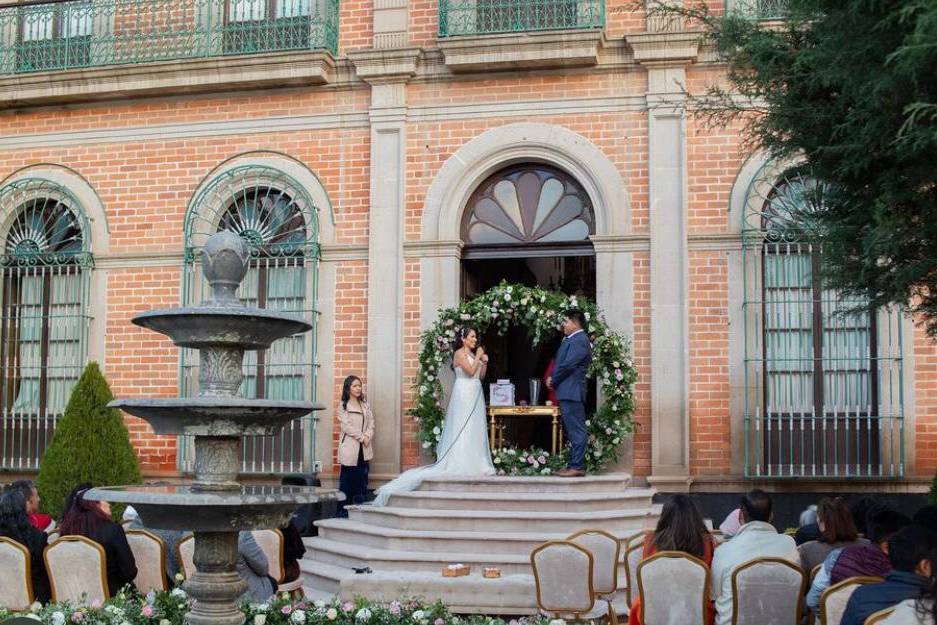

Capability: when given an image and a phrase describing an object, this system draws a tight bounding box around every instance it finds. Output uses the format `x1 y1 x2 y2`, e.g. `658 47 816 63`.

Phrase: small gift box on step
483 567 501 579
442 564 470 577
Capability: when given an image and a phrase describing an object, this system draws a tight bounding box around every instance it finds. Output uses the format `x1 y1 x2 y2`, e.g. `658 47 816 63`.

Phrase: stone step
299 559 347 596
347 504 657 533
304 536 633 579
315 519 651 555
417 473 632 493
386 488 656 512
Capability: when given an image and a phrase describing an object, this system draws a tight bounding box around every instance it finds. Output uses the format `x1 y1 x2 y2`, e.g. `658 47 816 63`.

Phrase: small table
487 405 563 455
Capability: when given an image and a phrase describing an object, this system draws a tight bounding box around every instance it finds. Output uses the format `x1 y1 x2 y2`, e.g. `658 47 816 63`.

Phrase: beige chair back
531 540 596 616
731 557 806 625
126 529 167 592
820 576 883 625
864 607 895 625
0 536 34 609
251 529 285 583
637 551 709 625
44 535 109 605
568 529 620 596
177 535 196 580
625 540 643 604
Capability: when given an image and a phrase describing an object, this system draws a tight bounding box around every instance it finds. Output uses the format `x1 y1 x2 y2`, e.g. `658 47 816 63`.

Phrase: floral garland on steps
410 282 637 475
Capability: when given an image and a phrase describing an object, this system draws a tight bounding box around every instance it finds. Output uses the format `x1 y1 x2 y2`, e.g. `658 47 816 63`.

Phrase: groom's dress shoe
556 468 586 477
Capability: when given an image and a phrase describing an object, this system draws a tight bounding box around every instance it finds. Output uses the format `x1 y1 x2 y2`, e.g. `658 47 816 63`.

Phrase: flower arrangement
1 590 569 625
410 281 638 474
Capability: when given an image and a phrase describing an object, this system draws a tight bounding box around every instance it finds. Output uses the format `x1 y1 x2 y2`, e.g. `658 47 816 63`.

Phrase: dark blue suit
552 330 592 470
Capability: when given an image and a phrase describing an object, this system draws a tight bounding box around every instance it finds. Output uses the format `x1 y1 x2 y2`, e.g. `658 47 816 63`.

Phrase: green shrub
36 362 142 520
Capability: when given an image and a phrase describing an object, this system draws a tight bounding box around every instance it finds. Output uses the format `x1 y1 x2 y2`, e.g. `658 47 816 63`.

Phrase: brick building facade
0 0 933 498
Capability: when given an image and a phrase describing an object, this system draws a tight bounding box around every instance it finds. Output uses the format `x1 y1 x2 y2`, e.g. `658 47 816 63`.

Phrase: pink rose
342 603 354 613
71 613 83 623
141 606 154 618
434 619 445 625
281 606 293 615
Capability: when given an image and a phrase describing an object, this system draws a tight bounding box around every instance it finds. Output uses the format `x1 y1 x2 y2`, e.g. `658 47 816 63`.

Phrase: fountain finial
202 231 250 304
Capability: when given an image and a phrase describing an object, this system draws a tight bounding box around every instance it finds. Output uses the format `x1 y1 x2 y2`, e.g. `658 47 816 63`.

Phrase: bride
372 327 496 506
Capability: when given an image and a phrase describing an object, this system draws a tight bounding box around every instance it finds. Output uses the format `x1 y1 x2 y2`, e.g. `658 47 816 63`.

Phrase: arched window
742 170 904 478
461 164 594 257
183 165 319 474
0 178 92 469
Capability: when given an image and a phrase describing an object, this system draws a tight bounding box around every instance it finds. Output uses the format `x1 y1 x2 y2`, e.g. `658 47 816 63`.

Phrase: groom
547 309 592 478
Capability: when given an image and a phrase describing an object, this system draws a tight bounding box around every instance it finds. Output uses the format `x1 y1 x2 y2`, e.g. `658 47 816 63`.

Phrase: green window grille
0 178 92 470
725 0 788 20
0 0 339 75
742 171 905 478
182 165 320 474
438 0 604 37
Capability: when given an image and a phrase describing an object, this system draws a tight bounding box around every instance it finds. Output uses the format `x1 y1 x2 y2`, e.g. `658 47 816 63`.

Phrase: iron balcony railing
0 0 339 75
438 0 604 37
727 0 788 20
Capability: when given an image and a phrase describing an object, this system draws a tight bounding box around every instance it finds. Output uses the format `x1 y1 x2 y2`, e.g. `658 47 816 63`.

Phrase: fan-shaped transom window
0 178 92 470
183 165 320 475
461 165 594 247
741 169 904 479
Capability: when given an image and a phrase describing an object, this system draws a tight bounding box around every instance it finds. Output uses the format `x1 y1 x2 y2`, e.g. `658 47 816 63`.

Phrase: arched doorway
459 163 598 450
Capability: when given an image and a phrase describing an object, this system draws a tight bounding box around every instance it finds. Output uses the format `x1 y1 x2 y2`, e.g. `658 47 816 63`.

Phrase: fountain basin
110 397 322 436
133 307 312 350
86 485 343 531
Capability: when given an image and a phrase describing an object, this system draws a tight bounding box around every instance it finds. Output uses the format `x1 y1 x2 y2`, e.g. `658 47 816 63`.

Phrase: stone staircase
300 473 659 614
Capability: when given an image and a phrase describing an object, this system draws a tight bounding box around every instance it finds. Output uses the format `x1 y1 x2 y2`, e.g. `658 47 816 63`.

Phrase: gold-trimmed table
487 405 563 454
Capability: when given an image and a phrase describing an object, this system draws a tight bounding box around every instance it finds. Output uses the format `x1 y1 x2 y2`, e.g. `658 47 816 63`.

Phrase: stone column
349 48 421 478
629 31 700 491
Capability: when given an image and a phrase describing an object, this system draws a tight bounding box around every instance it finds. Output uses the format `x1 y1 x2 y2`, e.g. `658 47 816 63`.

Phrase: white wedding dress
372 354 496 506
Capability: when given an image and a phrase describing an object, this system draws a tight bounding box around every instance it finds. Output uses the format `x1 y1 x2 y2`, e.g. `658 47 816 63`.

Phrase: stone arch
422 123 631 241
727 150 803 235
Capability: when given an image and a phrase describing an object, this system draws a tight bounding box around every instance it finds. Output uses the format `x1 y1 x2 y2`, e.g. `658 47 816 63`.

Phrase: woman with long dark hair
60 488 137 596
372 326 494 506
798 497 866 572
628 494 715 625
0 490 51 602
337 375 374 517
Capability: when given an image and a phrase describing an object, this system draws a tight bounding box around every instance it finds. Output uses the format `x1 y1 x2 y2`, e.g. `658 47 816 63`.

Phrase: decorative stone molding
590 234 650 253
402 240 464 258
438 29 605 73
627 30 700 67
0 51 336 109
348 47 421 84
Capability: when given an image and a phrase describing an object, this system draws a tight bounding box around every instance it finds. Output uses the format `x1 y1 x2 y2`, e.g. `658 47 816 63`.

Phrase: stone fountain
87 230 341 625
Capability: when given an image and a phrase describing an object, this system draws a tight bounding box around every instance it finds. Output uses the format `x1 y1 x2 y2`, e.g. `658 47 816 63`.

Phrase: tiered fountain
88 230 340 625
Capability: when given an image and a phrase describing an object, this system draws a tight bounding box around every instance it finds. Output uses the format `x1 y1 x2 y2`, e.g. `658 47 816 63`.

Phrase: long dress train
372 354 495 506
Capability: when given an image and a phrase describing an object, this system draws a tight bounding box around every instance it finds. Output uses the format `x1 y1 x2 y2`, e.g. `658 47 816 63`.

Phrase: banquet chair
624 540 644 604
177 535 196 580
531 540 613 624
48 531 60 543
637 551 709 625
863 607 896 625
252 529 303 597
126 529 167 592
569 529 623 619
44 535 109 605
731 557 805 625
0 536 34 609
820 577 883 625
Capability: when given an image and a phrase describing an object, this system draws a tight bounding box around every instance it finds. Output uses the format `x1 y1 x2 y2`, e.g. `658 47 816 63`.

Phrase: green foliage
36 362 142 520
411 281 637 474
653 0 937 335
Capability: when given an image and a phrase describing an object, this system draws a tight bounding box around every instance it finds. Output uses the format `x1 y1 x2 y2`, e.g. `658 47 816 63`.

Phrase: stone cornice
347 47 422 84
627 30 701 67
590 234 650 253
403 240 464 258
437 29 605 73
320 243 369 262
0 50 337 109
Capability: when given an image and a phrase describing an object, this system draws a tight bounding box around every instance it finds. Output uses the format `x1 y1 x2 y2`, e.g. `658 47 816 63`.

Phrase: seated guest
6 480 54 533
280 519 306 584
806 508 910 611
128 515 185 583
63 482 92 518
60 488 137 597
237 530 275 602
711 490 798 625
718 508 742 538
799 497 867 572
794 504 820 546
628 494 716 625
840 525 937 625
0 490 51 603
878 546 937 625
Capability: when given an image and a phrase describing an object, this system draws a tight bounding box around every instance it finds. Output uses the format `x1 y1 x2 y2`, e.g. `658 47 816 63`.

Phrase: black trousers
338 446 369 517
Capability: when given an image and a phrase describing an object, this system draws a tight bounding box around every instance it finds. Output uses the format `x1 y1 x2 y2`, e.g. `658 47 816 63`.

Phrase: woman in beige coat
337 375 374 517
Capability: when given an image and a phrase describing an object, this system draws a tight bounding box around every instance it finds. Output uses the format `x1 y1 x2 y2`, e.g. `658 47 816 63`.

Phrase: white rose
613 438 620 445
30 603 42 614
52 612 66 625
171 588 186 598
504 293 512 301
550 620 566 625
160 620 172 625
355 608 372 622
313 601 326 609
494 457 501 464
412 611 426 620
422 441 431 449
291 610 306 625
254 616 267 625
326 609 338 621
433 426 441 435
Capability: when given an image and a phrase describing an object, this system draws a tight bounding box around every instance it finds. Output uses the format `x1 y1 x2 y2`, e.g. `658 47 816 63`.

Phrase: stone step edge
389 488 655 501
345 504 658 520
418 473 632 486
314 518 655 542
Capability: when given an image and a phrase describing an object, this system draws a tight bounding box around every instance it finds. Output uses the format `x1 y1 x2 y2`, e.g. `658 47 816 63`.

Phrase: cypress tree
36 362 142 520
